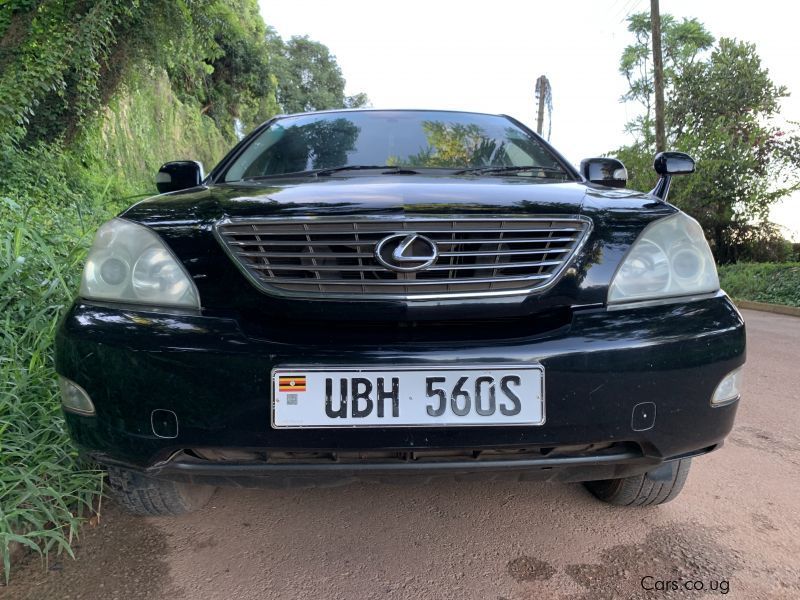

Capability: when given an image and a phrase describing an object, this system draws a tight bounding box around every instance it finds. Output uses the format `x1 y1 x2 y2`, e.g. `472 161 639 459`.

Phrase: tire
583 458 691 507
106 466 216 516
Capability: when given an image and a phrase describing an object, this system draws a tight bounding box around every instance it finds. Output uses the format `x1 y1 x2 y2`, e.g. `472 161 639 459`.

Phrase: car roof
273 108 509 120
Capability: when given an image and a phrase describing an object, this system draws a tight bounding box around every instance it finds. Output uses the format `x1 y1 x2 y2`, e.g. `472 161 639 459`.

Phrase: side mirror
579 157 628 189
156 161 204 194
654 151 695 176
651 152 695 200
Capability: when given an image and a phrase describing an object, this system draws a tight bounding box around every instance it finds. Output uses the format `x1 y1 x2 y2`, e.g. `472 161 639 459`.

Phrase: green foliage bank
0 0 365 579
719 263 800 308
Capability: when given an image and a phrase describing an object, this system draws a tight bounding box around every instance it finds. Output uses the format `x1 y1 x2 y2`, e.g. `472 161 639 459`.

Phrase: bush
722 221 794 264
0 142 119 581
0 57 238 576
718 262 800 307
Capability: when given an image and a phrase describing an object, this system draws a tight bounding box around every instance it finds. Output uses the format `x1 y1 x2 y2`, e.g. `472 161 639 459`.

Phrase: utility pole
650 0 666 152
535 75 550 137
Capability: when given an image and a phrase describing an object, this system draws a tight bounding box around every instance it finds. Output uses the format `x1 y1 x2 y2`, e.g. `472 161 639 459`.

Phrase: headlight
608 212 719 304
80 219 200 308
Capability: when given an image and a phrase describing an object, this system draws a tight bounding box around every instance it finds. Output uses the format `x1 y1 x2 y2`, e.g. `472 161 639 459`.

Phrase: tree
614 12 800 263
0 1 368 148
196 1 283 134
618 12 714 145
276 36 368 114
344 92 370 109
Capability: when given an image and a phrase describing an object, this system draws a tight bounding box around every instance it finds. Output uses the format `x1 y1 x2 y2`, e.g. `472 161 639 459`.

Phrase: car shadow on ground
0 476 742 600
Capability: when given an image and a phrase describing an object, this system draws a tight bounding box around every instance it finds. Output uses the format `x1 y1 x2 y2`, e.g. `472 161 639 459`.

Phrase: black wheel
584 458 691 507
107 466 215 516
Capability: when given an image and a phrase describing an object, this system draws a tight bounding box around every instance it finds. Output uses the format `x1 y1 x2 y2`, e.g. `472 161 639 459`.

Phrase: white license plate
272 365 545 428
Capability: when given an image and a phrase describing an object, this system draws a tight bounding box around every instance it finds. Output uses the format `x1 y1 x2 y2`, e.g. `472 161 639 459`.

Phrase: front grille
215 216 592 299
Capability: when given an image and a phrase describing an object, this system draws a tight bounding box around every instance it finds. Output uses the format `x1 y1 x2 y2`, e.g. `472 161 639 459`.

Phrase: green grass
0 68 230 581
0 145 110 582
719 262 800 308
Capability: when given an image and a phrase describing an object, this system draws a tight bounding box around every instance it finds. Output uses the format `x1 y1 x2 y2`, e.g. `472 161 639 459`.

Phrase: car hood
119 175 674 321
122 174 665 224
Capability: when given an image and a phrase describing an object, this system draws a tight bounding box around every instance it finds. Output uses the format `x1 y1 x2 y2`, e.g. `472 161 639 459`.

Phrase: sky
258 0 800 240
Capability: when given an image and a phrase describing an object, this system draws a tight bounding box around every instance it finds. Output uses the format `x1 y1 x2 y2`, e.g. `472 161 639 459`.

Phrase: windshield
222 110 571 181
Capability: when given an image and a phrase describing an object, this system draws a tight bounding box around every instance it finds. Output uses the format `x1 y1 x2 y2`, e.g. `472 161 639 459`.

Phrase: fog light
711 368 743 406
58 377 95 415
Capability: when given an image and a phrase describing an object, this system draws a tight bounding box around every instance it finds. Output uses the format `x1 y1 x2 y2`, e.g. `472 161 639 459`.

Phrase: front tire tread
584 458 691 506
107 466 215 516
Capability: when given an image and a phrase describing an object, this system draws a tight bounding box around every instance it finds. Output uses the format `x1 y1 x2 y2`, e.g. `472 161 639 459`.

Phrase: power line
610 0 633 19
618 0 644 23
615 0 636 21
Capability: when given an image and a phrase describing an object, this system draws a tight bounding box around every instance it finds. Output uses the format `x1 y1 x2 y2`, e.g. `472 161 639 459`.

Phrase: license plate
272 365 544 428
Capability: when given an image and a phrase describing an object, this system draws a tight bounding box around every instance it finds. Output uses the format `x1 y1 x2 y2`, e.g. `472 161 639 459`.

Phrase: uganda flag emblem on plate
278 375 306 392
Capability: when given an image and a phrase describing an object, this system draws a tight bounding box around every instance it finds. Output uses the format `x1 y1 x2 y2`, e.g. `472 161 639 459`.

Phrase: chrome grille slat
216 216 592 300
223 228 584 236
252 225 273 278
225 237 579 246
491 229 505 286
440 248 570 257
249 259 564 272
243 274 552 286
237 251 375 258
354 224 365 291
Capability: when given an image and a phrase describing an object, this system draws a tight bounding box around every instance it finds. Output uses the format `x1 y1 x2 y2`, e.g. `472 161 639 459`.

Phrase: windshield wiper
314 165 418 176
454 165 568 177
241 165 418 182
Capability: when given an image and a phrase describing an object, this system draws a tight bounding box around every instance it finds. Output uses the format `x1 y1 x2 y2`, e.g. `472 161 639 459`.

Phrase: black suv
55 109 745 515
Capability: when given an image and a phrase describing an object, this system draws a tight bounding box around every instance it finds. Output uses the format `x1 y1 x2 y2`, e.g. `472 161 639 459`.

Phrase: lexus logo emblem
375 233 438 272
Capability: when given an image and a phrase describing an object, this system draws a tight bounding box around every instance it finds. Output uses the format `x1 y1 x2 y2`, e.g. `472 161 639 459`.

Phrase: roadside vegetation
0 0 365 580
719 263 800 307
611 12 800 264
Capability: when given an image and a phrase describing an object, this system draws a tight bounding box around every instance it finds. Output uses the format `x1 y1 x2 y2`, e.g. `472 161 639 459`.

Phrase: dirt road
3 309 799 599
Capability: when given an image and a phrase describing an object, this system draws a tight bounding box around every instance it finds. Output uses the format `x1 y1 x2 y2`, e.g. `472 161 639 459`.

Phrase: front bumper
55 294 745 485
